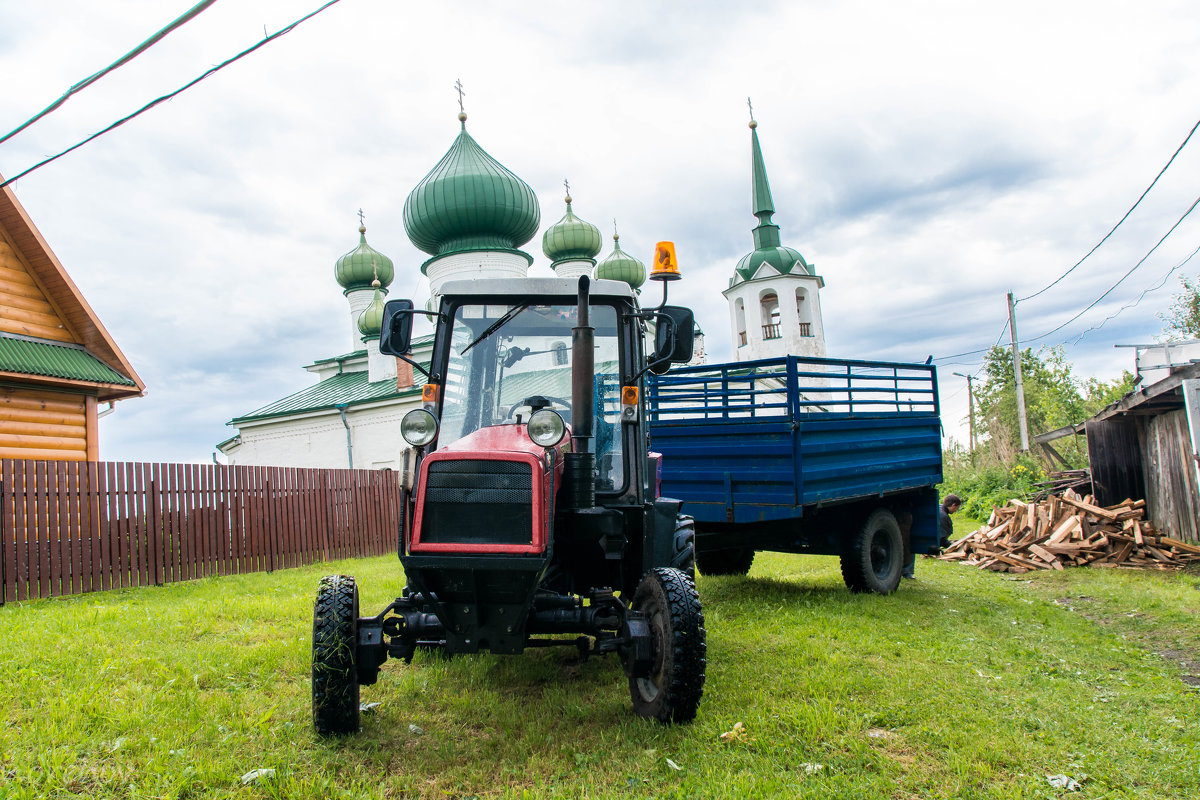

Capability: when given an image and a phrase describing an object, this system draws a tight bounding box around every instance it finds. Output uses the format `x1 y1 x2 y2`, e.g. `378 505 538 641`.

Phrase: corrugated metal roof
232 370 423 424
0 335 137 386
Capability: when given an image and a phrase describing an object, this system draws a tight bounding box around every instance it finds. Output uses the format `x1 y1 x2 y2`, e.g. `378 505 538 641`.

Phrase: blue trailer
646 355 943 594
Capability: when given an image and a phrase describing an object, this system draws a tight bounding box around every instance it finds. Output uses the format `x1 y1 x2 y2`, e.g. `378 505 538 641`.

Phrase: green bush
940 447 1046 521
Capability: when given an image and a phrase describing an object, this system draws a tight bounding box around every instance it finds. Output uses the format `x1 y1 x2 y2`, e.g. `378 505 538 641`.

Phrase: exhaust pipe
565 275 595 510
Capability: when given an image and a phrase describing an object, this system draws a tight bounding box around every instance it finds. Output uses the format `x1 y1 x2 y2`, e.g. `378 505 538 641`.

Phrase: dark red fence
0 459 403 603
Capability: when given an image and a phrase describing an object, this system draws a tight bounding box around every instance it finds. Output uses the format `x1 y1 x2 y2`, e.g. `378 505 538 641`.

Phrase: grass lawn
3 539 1199 799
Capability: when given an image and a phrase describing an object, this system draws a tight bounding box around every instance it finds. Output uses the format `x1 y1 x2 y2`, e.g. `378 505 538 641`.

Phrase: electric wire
0 0 345 189
1019 115 1200 303
1069 242 1200 345
1020 192 1200 344
0 0 220 146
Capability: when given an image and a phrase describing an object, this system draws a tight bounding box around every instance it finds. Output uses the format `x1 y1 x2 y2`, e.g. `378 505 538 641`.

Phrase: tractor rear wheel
695 546 755 576
629 567 706 723
840 509 903 595
312 574 361 735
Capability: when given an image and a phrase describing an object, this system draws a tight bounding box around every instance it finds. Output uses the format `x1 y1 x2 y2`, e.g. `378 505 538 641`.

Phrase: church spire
748 104 781 251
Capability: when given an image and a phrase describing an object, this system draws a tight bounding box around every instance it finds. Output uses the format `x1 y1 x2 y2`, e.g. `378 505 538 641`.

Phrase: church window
760 292 781 340
734 299 747 347
795 288 812 337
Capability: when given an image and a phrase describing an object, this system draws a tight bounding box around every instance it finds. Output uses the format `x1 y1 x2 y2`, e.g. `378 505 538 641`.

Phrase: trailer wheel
629 567 706 723
695 547 754 577
312 575 361 736
671 515 697 581
840 509 903 595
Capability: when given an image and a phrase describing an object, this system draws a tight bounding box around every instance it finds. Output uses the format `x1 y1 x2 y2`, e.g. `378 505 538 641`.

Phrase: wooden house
0 176 143 460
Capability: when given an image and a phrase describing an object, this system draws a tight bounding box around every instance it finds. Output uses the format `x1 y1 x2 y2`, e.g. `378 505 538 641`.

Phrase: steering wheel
508 395 572 418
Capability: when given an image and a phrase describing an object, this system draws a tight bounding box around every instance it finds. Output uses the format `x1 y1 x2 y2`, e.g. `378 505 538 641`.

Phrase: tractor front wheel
629 567 706 723
312 574 361 736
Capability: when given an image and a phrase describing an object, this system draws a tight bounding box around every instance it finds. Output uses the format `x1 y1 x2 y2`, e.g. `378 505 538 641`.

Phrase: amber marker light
421 384 440 403
621 385 639 420
650 241 681 281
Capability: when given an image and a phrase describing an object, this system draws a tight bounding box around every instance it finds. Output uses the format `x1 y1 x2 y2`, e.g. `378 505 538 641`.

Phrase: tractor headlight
527 409 566 448
401 409 439 447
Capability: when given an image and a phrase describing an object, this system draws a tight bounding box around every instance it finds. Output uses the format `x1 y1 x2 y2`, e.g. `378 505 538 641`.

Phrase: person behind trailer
902 493 962 580
939 493 962 549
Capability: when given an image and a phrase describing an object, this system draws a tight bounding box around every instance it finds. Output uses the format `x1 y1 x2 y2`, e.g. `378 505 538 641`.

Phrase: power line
0 0 221 146
1019 115 1200 303
1069 242 1200 345
1021 192 1200 343
0 0 346 189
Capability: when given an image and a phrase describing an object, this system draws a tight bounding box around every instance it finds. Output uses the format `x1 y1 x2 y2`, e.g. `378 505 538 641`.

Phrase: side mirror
649 305 695 375
380 299 415 356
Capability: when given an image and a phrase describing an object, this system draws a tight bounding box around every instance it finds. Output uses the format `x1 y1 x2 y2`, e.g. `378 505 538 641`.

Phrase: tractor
311 260 705 735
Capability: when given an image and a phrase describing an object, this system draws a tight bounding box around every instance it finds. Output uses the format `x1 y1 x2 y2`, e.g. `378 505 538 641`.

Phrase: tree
973 346 1134 469
1159 274 1200 340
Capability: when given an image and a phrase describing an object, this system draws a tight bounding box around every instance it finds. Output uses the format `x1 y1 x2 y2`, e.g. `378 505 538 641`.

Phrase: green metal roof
0 335 136 386
732 119 814 285
595 234 646 289
403 123 540 262
335 226 395 294
231 368 427 425
542 198 602 266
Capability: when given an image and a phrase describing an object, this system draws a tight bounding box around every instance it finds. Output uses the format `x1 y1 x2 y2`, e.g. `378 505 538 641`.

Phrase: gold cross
357 208 365 226
563 178 571 197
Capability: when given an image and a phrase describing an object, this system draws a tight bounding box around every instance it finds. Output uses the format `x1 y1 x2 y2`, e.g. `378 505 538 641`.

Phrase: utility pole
1007 292 1030 452
952 371 976 461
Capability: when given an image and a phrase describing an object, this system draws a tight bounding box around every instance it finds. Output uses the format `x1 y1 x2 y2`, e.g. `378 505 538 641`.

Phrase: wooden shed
1080 363 1200 544
0 176 144 460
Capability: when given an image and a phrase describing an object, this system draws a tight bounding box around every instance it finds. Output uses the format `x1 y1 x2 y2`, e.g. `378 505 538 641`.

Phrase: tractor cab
311 265 706 735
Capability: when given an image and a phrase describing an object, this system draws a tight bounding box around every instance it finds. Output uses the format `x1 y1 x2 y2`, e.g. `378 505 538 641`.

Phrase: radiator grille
420 460 533 546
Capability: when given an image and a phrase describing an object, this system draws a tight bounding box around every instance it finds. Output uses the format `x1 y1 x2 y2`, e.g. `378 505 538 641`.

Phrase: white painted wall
222 398 420 469
426 250 530 305
722 271 826 361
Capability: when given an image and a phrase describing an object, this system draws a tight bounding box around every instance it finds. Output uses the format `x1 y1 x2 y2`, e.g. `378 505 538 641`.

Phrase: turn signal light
421 384 440 403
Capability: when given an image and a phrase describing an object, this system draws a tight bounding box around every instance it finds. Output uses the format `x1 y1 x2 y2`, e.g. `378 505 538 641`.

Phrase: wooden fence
0 459 404 603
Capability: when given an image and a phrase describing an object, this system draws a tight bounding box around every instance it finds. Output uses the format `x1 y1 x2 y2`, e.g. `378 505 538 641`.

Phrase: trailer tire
695 547 755 577
840 509 903 595
671 515 697 581
312 574 361 736
629 567 706 723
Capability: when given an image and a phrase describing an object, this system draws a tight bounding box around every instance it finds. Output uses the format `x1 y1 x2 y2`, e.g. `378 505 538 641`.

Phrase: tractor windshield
440 302 625 491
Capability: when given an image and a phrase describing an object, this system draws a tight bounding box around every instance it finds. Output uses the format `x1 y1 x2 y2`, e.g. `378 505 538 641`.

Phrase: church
217 109 823 469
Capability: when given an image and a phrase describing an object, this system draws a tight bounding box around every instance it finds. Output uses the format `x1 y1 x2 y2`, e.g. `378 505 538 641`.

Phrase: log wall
0 388 90 461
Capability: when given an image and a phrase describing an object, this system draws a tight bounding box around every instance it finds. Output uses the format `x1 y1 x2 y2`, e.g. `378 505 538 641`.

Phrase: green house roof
0 335 137 387
231 368 426 425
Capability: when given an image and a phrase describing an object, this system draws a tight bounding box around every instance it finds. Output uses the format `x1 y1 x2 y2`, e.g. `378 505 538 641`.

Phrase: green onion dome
335 225 394 294
403 122 540 264
542 195 602 266
733 246 812 283
357 279 387 339
596 231 646 290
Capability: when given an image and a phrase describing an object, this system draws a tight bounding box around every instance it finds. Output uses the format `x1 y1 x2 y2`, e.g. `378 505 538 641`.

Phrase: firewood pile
1030 469 1091 502
940 490 1200 572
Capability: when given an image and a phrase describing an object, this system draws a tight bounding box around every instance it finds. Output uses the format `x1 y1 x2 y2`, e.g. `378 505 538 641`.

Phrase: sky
1 0 1198 462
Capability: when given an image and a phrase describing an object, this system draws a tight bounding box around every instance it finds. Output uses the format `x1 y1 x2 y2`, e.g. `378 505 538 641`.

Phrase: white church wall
225 398 420 470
